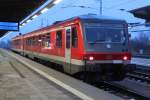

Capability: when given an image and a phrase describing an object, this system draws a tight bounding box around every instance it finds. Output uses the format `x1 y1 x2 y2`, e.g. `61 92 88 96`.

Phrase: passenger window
29 38 32 46
38 36 43 46
56 30 62 48
16 40 19 45
26 39 27 45
27 38 30 46
46 33 50 47
66 29 71 48
35 37 38 45
72 27 78 48
41 35 46 47
32 37 36 46
27 38 30 45
27 39 29 45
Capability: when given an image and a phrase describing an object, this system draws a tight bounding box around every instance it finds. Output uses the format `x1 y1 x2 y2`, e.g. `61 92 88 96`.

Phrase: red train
11 15 135 81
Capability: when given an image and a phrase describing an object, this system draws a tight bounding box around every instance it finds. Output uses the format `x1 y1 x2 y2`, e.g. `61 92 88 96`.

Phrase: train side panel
11 36 23 54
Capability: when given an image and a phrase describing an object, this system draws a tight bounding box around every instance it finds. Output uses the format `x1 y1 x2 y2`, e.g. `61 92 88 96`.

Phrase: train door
65 27 71 72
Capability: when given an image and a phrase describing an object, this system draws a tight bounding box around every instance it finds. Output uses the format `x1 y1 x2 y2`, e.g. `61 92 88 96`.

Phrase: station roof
130 5 150 22
0 0 47 37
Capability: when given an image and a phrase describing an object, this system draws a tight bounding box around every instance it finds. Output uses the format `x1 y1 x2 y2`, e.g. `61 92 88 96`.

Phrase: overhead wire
104 0 139 10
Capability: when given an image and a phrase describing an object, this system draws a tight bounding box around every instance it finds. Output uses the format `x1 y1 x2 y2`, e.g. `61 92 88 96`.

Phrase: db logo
106 44 111 48
106 55 112 59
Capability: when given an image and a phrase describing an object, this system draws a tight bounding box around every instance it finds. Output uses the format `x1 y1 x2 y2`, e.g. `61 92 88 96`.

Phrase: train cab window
56 30 62 48
72 27 78 48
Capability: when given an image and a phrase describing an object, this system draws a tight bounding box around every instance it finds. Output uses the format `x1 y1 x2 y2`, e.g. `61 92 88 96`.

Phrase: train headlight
89 56 94 61
123 56 128 60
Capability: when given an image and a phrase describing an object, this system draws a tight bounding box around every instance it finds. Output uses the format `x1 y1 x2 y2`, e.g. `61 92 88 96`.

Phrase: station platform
0 48 121 100
0 49 79 100
132 57 150 67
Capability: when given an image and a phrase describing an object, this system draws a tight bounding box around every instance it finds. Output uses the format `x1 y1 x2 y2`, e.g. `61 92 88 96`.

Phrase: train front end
81 16 136 81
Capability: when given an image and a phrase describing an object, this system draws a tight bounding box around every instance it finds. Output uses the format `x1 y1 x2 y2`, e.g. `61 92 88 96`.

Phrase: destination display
0 22 19 31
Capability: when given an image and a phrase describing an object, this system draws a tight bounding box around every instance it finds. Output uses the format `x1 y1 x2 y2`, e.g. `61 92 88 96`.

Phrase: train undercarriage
74 63 136 82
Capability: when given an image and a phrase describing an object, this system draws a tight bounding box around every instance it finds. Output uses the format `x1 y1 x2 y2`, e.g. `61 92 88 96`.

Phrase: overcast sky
1 0 150 41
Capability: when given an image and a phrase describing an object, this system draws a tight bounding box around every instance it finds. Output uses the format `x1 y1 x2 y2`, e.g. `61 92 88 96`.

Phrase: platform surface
132 57 150 67
0 49 79 100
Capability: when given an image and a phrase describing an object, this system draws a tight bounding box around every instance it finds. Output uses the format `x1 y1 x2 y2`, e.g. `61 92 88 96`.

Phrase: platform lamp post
100 0 102 15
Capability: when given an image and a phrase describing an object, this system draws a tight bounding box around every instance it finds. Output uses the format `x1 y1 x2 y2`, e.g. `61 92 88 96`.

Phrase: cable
104 0 139 10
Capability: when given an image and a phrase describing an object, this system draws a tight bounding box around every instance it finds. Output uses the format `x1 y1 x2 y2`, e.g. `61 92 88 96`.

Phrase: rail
95 81 150 100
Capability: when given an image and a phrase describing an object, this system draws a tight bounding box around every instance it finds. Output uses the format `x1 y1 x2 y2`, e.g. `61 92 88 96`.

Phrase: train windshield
85 24 126 43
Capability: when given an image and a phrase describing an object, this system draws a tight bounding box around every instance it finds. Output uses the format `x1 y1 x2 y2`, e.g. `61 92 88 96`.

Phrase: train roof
67 14 127 24
12 14 127 40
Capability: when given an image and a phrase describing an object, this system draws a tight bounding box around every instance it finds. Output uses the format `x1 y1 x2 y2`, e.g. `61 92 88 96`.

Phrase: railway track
91 66 150 100
136 65 150 73
127 72 150 84
126 65 150 84
132 71 150 78
94 81 150 100
93 66 150 99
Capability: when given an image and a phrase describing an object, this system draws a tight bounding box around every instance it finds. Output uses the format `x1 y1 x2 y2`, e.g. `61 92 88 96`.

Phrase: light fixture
26 19 31 23
123 56 128 60
53 0 63 4
32 15 38 19
41 8 48 13
22 23 26 26
89 56 94 61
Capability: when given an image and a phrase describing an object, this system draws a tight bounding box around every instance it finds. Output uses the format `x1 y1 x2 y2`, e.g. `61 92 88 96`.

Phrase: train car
11 14 135 81
11 35 23 54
